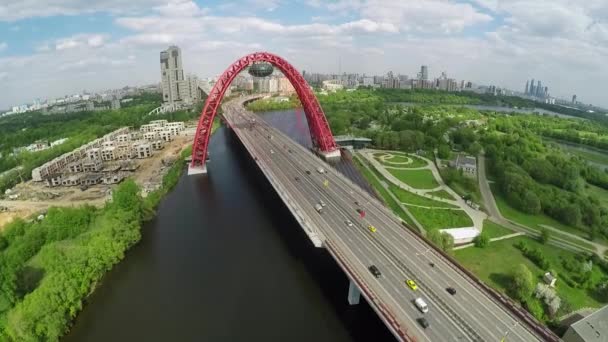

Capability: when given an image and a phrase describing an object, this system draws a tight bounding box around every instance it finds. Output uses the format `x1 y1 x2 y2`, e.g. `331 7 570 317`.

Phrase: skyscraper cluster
524 79 549 98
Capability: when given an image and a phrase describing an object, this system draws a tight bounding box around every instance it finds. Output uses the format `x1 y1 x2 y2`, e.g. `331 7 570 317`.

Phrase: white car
316 167 325 174
270 149 275 154
345 220 353 227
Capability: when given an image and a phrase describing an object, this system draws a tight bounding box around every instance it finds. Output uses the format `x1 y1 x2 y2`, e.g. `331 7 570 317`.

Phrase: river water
63 110 394 342
394 102 580 119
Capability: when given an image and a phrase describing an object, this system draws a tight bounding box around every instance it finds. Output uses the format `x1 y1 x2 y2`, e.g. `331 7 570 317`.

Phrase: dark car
305 170 311 175
446 287 456 295
417 318 430 329
295 177 300 181
368 265 381 278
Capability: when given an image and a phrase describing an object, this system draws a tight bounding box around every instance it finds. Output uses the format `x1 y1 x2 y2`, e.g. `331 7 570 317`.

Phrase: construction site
0 119 196 227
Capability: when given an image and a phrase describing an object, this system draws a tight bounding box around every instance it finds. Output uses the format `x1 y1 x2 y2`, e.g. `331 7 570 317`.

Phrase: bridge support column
347 279 361 305
188 164 207 175
318 149 342 161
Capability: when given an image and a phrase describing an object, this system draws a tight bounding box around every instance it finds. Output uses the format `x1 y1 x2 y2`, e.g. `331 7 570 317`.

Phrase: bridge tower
189 52 340 175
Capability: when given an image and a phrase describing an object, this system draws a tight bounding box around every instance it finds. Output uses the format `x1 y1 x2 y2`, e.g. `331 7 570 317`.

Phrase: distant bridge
188 52 559 342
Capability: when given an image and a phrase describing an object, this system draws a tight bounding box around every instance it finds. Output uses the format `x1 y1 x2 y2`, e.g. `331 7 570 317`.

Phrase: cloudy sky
1 0 607 109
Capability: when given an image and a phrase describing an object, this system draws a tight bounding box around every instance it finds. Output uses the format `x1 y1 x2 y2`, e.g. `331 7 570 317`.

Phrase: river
63 110 395 342
393 102 581 119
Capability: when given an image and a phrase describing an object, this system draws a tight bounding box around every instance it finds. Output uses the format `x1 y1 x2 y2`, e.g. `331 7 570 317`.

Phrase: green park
249 88 608 326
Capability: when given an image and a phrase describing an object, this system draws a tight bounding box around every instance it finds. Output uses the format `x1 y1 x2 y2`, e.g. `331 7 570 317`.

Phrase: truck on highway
314 203 323 213
414 297 429 313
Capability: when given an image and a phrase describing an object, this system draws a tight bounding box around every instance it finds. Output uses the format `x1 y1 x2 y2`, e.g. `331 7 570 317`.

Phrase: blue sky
1 0 607 108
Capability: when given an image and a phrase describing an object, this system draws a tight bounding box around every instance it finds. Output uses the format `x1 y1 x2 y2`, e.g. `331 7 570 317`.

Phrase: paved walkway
453 232 525 250
477 153 606 256
353 154 426 235
361 149 487 231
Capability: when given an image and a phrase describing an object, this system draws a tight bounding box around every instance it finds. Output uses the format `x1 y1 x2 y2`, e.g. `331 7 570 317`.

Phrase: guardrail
399 221 560 342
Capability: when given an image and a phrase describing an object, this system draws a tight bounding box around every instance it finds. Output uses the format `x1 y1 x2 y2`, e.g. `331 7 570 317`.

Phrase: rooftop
456 154 477 168
568 305 608 341
439 227 479 239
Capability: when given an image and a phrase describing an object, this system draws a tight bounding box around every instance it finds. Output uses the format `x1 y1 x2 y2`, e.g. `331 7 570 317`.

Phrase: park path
353 154 426 234
477 153 607 256
361 149 487 231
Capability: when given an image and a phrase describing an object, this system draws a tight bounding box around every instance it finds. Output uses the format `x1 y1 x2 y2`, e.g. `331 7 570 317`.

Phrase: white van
414 297 429 313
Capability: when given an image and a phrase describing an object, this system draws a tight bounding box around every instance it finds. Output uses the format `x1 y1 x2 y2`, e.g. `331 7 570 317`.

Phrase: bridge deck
221 97 551 342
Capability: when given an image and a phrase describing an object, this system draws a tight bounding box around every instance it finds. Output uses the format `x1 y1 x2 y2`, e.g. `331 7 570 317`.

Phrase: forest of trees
0 181 144 340
483 122 608 240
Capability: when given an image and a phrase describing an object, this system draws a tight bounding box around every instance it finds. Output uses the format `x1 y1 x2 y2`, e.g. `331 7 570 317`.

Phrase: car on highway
320 200 326 207
414 297 429 313
270 149 275 154
368 265 381 278
406 279 418 291
295 176 300 181
446 287 457 295
314 203 323 213
288 149 293 153
316 167 325 174
417 317 430 329
345 219 353 227
305 170 311 175
367 225 377 233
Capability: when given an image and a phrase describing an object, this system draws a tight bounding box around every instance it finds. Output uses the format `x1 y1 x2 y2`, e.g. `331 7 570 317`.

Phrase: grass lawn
585 183 608 208
353 156 416 227
426 189 455 201
406 206 473 230
386 168 439 189
388 184 457 208
454 236 608 311
375 152 428 168
482 220 515 239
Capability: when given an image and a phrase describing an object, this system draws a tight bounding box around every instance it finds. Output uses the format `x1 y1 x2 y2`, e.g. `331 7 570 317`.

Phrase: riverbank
0 119 204 341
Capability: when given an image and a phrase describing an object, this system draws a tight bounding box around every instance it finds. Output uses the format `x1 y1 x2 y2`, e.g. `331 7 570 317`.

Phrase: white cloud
43 34 110 51
2 0 608 109
0 42 7 51
0 0 168 21
307 0 492 33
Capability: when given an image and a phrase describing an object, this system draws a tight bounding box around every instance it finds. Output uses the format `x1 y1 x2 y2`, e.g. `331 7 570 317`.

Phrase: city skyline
1 0 607 109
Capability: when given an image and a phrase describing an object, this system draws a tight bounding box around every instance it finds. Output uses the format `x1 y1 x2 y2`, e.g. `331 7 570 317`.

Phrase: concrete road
221 98 550 342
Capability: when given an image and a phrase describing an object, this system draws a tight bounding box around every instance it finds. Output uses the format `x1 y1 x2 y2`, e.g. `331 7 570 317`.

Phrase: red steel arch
190 52 338 169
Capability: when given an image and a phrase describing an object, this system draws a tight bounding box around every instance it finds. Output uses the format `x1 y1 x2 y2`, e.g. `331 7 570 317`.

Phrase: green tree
523 190 541 214
525 298 545 321
540 227 551 244
473 232 489 248
510 264 535 302
440 232 454 253
437 144 451 159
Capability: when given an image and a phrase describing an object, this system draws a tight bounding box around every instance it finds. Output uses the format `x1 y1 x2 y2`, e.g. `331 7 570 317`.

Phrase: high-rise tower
160 46 191 104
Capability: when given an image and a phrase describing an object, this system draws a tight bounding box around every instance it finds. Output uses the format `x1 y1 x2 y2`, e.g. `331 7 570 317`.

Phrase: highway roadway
221 97 548 342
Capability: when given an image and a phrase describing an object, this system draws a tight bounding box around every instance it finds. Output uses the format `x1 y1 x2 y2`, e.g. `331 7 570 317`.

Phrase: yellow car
368 225 377 233
406 279 418 291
